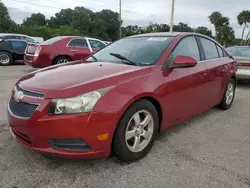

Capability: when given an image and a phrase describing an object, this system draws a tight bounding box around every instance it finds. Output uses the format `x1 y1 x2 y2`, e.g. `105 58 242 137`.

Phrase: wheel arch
0 50 13 62
52 55 72 64
110 94 163 153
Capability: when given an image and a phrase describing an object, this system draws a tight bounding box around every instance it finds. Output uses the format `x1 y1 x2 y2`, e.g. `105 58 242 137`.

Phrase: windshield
226 47 250 57
42 36 62 45
87 36 174 66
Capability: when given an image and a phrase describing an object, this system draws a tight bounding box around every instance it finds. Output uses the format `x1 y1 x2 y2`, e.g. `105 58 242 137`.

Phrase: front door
161 36 209 127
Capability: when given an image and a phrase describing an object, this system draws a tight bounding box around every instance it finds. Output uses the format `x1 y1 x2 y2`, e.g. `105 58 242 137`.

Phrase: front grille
12 128 32 146
9 96 38 118
16 85 44 98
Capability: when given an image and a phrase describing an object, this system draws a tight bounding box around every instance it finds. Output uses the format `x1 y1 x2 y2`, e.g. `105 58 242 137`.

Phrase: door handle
69 49 76 52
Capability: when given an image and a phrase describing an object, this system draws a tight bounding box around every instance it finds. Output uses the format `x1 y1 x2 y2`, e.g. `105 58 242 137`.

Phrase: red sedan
8 32 237 162
24 36 106 68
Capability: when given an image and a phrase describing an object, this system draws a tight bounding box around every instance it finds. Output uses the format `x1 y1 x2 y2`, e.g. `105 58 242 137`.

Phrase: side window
200 37 219 60
89 39 106 49
68 39 88 48
11 41 27 49
216 45 224 57
173 36 200 61
22 36 35 43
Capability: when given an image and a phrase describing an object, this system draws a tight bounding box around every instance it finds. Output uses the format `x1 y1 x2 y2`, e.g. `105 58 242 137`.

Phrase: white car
226 46 250 80
0 33 43 43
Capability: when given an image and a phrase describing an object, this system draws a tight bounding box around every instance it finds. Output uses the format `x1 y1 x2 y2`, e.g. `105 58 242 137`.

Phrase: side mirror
171 55 197 68
0 38 3 42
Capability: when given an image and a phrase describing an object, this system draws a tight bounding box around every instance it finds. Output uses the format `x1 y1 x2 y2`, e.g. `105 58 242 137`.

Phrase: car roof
128 32 184 38
0 39 27 42
0 33 28 37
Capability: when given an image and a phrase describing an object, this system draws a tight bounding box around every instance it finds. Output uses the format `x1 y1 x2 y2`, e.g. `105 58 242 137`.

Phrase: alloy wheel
125 110 154 153
57 59 68 64
225 82 234 105
0 53 10 65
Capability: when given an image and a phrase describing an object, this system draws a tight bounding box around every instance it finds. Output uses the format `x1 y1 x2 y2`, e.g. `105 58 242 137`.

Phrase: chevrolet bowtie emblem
14 90 24 102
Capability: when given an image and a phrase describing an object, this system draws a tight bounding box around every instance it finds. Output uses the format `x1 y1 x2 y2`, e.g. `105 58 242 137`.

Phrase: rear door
66 38 91 60
87 39 107 53
197 37 229 106
10 40 28 60
162 36 209 124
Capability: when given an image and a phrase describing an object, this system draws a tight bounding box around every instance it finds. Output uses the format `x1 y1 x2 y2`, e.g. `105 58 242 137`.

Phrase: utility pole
119 0 122 39
169 0 175 32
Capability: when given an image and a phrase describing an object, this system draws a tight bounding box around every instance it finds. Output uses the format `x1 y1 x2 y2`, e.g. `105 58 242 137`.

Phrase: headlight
49 87 113 115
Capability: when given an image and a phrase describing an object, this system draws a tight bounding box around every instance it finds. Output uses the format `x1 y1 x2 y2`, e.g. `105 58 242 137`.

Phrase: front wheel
113 99 159 162
218 78 236 110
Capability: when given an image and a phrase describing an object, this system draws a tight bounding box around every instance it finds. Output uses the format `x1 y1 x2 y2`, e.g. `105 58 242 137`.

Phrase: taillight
34 46 41 56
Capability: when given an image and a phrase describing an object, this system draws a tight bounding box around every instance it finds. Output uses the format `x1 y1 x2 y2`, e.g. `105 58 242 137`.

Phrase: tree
195 27 212 37
0 1 17 32
237 10 250 45
72 7 94 35
209 12 235 46
48 8 73 28
174 22 193 32
95 10 120 41
23 13 47 26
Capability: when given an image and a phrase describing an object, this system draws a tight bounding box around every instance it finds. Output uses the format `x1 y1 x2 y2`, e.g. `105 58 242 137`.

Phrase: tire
0 51 13 65
53 56 71 65
218 78 236 110
113 99 159 162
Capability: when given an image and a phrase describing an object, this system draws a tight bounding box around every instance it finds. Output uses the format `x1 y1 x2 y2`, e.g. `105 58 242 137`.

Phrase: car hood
18 61 151 98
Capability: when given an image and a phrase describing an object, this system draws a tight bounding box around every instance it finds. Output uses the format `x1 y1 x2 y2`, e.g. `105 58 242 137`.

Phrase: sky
2 0 250 38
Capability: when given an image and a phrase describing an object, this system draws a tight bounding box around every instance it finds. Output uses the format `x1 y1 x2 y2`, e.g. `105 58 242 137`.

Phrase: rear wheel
113 99 159 162
0 51 12 65
53 56 71 65
218 78 236 110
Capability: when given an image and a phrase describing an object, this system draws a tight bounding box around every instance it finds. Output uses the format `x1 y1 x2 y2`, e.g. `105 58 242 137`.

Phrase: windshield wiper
109 53 138 66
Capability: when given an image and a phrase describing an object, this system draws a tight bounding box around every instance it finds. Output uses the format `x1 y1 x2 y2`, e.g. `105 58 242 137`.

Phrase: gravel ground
0 65 250 188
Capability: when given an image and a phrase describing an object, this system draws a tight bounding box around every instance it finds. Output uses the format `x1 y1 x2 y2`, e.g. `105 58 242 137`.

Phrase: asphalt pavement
0 65 250 188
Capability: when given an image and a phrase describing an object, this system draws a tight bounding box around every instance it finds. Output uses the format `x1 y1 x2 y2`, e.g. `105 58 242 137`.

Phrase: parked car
8 32 237 162
0 38 28 65
226 46 250 80
24 36 107 68
0 33 41 43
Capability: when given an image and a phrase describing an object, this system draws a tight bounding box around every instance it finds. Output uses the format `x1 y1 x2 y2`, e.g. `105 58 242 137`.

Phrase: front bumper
7 92 117 159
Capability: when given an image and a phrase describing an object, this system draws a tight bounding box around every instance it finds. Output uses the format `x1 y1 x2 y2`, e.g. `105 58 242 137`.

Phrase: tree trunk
244 28 250 46
241 24 246 46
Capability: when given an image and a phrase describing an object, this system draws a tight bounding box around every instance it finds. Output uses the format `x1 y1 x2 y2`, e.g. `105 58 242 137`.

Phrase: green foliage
0 1 17 33
209 12 235 46
23 13 46 26
0 1 234 45
195 27 212 37
237 10 250 45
